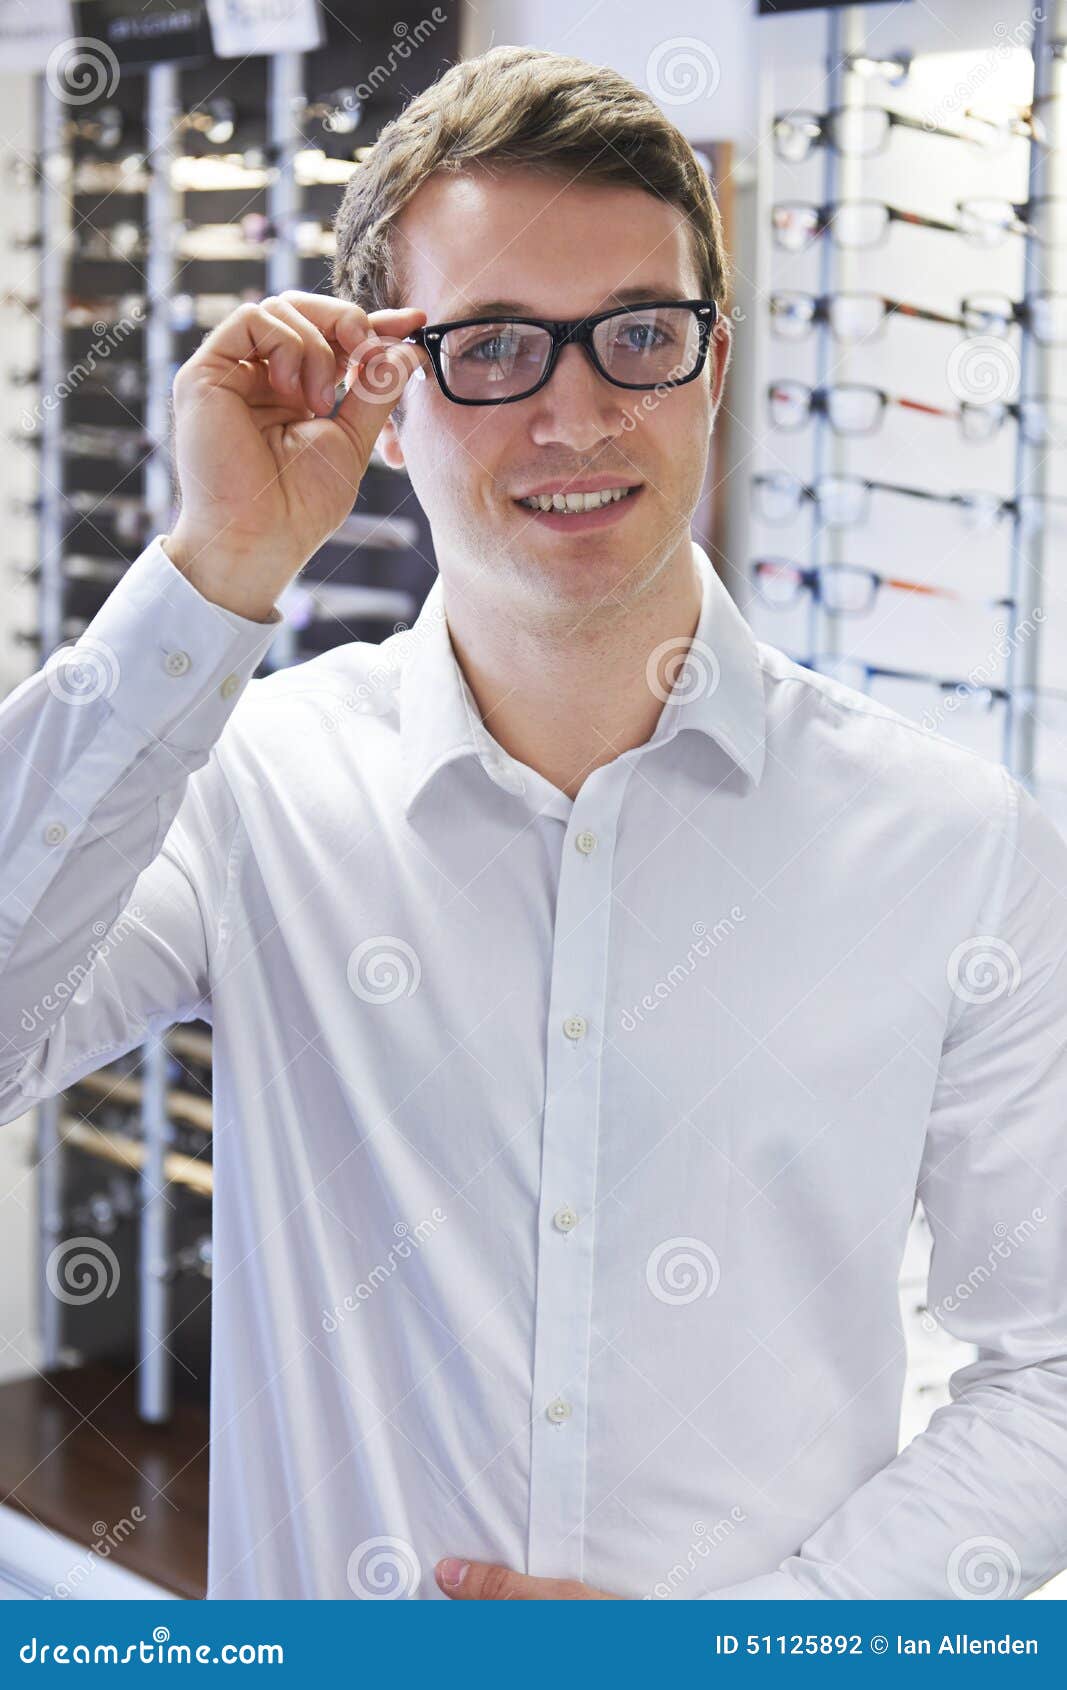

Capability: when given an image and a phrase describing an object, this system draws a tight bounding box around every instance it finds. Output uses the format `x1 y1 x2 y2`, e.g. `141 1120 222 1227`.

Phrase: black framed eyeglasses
403 298 717 405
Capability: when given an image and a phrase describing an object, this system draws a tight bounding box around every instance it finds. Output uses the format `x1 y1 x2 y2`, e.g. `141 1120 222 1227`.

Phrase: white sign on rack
205 0 324 58
0 0 75 68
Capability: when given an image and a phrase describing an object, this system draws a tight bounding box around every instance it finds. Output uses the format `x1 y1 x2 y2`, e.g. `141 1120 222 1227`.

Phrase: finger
434 1558 580 1600
175 303 306 404
261 288 426 358
259 294 339 416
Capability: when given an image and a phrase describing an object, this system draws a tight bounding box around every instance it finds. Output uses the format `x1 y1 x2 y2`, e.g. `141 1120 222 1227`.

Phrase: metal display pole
263 52 304 672
35 79 71 1372
1003 3 1065 783
138 62 181 1424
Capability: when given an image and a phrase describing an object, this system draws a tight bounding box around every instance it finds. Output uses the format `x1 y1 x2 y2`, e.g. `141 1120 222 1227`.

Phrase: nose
526 342 627 451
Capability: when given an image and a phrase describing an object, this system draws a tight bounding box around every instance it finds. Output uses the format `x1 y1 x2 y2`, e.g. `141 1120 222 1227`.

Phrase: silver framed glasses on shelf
771 199 964 252
959 396 1067 447
750 471 1067 533
960 292 1067 345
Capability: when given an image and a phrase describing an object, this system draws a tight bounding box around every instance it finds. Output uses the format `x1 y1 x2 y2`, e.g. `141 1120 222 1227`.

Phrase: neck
442 538 704 800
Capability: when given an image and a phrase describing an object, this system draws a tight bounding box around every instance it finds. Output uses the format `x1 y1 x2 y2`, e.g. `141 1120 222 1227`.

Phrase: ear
377 413 407 472
709 316 732 411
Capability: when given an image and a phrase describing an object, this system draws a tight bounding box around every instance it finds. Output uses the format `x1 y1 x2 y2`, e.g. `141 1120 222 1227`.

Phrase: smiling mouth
514 484 641 514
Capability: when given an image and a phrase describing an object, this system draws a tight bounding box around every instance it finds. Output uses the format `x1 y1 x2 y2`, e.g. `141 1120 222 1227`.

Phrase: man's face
376 164 731 612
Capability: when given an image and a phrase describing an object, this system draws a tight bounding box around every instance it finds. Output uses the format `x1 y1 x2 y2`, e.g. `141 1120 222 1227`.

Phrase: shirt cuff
77 534 282 749
701 1570 811 1599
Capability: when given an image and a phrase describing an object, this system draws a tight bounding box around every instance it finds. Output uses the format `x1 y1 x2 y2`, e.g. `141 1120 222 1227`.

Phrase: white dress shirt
2 534 1066 1601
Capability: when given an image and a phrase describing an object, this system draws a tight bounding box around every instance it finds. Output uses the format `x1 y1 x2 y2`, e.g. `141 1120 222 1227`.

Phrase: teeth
519 486 633 513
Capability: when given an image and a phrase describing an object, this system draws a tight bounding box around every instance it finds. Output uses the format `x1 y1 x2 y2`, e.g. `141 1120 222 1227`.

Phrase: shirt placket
527 756 632 1583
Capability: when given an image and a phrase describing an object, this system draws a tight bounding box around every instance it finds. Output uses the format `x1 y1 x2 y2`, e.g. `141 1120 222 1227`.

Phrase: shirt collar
399 538 766 817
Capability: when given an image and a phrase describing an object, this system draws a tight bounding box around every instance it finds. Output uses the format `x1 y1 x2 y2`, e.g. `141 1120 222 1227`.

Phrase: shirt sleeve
0 536 281 1121
701 767 1067 1600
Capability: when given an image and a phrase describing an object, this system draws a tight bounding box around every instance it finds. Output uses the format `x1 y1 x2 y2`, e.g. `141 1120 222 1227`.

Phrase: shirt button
575 830 598 854
43 821 67 845
553 1205 579 1233
563 1014 587 1042
219 673 239 699
164 650 192 677
546 1398 572 1423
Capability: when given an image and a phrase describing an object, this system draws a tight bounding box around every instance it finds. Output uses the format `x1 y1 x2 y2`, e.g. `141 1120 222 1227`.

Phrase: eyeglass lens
435 305 702 401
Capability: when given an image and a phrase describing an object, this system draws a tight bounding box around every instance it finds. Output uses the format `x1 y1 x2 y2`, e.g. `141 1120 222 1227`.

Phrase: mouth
510 483 644 532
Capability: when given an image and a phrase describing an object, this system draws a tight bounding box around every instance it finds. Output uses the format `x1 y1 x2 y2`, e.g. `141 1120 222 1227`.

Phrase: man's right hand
163 290 430 621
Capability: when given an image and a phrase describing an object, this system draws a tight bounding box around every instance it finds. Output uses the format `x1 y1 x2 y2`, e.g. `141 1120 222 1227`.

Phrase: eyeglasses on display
768 381 957 436
750 472 1067 533
769 291 963 342
404 298 717 405
960 292 1067 346
959 396 1067 448
751 558 1012 617
805 654 1009 711
771 200 963 252
772 105 986 164
956 196 1067 248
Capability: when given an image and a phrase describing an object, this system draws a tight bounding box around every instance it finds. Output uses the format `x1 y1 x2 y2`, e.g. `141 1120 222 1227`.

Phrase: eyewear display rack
756 2 1066 1453
18 13 458 1424
758 2 1066 794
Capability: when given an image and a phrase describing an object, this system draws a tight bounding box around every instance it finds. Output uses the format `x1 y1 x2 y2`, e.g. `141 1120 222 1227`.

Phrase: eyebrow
436 285 689 320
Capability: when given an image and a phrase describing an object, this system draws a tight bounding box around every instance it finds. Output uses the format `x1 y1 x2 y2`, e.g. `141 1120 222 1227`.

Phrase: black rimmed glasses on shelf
751 558 1012 618
767 381 957 436
961 292 1067 346
750 471 1067 534
771 200 963 252
403 298 717 405
772 105 987 164
769 291 964 343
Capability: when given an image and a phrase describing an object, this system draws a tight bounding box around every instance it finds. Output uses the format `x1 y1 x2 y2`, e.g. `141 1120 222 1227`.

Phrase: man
2 44 1066 1601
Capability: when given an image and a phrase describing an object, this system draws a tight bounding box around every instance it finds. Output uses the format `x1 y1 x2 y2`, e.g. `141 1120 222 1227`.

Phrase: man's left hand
435 1557 618 1599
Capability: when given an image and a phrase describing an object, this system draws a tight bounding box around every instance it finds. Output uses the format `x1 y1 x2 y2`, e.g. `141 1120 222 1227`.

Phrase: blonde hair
332 44 730 319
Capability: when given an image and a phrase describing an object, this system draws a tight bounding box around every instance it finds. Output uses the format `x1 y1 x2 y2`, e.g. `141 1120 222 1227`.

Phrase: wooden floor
0 1361 209 1598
